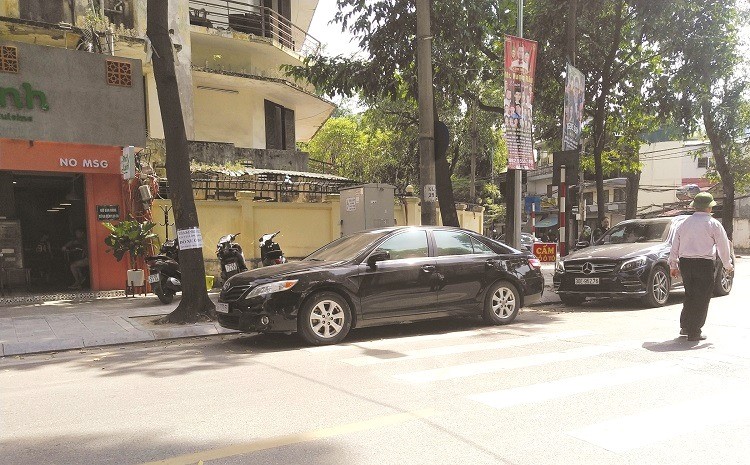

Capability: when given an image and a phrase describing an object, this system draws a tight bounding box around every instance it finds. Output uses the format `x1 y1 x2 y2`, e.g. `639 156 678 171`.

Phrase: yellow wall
152 194 483 277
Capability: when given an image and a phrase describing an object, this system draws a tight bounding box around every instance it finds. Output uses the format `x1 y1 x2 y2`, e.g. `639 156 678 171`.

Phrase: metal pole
579 166 585 240
417 0 437 225
559 165 567 256
510 0 524 249
531 203 536 238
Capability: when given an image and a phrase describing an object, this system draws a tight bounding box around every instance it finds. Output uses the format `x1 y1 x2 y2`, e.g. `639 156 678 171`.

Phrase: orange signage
0 139 122 175
533 242 557 262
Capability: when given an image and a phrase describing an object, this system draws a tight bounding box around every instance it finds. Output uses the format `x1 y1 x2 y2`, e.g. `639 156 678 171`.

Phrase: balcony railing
188 0 321 56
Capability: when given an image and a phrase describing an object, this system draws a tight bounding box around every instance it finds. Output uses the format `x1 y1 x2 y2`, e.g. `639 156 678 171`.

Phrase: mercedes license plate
225 262 238 272
148 273 160 284
575 277 599 285
216 302 229 314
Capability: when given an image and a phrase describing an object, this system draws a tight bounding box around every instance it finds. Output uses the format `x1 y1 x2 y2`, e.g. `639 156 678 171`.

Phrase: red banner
533 242 557 262
504 35 538 171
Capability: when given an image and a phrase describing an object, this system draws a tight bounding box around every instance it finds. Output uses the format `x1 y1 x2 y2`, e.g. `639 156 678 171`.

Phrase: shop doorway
11 173 89 291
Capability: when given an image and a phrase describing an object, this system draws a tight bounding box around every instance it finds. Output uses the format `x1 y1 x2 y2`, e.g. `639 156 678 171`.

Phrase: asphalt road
1 258 748 465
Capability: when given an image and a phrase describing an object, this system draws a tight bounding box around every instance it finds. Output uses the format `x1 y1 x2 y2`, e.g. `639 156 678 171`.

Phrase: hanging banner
504 35 538 171
562 63 585 151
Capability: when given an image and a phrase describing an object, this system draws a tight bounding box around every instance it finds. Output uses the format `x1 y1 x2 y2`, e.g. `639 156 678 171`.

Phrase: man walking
668 193 733 341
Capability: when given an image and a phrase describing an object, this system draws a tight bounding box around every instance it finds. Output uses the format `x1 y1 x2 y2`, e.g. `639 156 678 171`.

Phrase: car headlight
245 280 298 299
555 260 565 273
620 256 647 271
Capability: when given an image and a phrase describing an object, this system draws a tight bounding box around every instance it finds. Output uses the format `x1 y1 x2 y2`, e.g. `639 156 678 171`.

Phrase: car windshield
304 231 387 262
596 220 670 244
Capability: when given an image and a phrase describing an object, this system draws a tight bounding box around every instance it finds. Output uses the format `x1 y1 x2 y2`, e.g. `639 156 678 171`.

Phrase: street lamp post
416 0 437 225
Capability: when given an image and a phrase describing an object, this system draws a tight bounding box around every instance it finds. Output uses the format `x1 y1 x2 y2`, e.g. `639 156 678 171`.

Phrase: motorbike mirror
366 249 390 268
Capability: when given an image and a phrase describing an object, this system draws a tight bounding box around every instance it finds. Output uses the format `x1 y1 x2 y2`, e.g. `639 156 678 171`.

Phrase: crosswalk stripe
302 326 535 353
568 388 750 453
341 330 594 366
393 340 642 383
469 360 683 410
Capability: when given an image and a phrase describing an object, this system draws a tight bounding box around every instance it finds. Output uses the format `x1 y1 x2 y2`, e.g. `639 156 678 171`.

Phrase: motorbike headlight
245 280 298 299
620 256 647 271
555 260 565 273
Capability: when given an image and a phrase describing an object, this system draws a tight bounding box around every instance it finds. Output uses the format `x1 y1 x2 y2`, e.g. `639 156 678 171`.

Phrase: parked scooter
259 231 286 266
217 233 248 282
146 239 181 304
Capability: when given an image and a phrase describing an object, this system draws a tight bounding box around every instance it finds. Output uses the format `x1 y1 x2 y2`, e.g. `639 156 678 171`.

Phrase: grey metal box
340 184 396 236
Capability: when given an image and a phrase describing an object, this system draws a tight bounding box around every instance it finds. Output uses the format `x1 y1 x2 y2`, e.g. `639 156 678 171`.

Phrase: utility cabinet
339 183 396 236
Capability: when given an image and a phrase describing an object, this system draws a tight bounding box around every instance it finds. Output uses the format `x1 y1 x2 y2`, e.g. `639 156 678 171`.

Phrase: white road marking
302 326 536 353
341 330 594 366
568 388 750 453
469 360 683 410
393 340 642 383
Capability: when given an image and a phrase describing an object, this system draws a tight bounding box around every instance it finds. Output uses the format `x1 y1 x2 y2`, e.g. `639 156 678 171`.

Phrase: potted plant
103 218 158 287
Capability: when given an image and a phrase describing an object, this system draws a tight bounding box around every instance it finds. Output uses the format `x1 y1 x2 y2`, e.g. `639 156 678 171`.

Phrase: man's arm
668 228 681 274
713 221 733 271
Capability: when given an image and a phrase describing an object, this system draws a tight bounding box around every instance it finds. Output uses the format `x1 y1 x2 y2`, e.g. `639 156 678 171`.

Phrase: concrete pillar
402 196 421 226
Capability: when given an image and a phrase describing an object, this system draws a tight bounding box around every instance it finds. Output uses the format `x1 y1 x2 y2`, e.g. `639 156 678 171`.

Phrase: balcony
188 1 321 56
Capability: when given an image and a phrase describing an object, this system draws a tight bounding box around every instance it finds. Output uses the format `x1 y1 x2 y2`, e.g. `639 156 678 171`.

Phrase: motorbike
146 239 181 304
217 233 248 281
259 231 286 266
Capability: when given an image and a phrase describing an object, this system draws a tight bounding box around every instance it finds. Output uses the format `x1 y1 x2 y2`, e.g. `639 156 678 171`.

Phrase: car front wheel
298 291 352 345
642 266 670 307
483 281 520 325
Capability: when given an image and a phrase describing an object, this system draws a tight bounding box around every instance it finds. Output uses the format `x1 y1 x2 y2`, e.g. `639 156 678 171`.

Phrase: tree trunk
434 119 459 227
147 0 214 322
702 101 735 239
625 170 640 219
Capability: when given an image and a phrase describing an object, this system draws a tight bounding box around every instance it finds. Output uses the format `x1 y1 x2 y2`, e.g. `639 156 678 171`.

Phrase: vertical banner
504 35 538 170
562 63 585 151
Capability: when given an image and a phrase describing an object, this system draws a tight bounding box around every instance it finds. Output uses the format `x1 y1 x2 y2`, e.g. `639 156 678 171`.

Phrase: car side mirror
367 249 390 267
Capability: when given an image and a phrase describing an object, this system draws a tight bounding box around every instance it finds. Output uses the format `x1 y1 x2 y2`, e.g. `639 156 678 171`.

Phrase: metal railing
188 0 321 56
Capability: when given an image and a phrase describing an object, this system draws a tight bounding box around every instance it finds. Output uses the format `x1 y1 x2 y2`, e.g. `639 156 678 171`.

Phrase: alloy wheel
491 287 517 318
309 299 345 339
652 269 669 304
721 268 732 293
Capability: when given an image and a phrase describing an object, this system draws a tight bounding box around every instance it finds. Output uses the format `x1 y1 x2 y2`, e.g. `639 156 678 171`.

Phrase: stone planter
471 205 485 213
455 203 468 211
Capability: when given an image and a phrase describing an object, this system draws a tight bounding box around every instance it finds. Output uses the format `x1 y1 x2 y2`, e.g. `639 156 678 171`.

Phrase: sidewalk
0 266 559 357
0 291 237 357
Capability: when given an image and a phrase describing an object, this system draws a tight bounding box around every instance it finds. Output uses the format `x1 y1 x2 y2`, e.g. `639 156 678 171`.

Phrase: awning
534 215 559 228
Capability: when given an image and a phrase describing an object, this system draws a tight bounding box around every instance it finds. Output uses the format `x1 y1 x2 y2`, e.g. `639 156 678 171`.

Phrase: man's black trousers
678 257 715 335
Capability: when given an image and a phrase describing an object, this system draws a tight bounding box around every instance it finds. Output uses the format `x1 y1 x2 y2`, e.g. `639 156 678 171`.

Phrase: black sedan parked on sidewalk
553 216 734 307
216 226 544 345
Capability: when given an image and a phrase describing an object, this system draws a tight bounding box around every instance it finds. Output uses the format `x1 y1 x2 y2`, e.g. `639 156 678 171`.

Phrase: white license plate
575 277 600 285
148 273 160 284
216 302 229 314
225 263 238 272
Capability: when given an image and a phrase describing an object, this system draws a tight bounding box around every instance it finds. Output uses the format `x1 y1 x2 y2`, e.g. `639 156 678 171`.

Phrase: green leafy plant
103 218 158 270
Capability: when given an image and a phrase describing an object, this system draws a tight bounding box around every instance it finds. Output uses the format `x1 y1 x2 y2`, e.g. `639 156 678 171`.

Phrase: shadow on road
642 338 713 352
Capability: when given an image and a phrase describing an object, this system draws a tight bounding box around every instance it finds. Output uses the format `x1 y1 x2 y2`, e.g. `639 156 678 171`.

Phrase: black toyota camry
216 226 544 345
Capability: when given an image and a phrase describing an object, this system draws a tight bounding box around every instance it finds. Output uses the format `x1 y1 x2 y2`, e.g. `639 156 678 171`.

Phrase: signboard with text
503 35 538 171
96 205 121 221
562 63 585 151
532 242 558 262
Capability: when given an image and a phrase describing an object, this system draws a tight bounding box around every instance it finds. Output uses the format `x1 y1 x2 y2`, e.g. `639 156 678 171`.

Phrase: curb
0 322 239 357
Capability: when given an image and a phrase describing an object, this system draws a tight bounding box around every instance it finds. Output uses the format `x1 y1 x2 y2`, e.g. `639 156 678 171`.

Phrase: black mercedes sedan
553 216 734 307
216 226 544 345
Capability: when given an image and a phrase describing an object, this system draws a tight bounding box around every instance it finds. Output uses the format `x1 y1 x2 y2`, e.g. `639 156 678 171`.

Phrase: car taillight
275 258 283 264
528 257 541 269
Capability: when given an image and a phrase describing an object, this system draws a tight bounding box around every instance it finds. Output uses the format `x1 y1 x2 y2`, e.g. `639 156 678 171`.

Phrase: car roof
362 225 477 234
614 215 688 225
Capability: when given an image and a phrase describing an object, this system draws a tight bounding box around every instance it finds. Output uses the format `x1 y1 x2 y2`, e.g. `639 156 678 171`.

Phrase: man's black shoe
687 333 706 341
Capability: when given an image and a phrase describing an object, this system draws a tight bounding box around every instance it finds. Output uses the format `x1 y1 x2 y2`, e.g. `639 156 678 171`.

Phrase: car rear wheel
559 294 585 306
482 281 520 325
642 266 670 307
713 266 733 296
298 291 352 345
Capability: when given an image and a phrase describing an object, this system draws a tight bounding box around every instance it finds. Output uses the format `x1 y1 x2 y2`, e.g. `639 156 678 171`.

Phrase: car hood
565 242 666 261
225 260 341 286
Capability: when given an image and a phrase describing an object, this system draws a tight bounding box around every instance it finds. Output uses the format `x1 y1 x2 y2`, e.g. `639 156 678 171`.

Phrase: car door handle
421 265 436 273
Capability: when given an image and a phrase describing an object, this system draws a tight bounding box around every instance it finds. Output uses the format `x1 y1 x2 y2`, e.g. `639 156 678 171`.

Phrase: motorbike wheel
153 282 175 304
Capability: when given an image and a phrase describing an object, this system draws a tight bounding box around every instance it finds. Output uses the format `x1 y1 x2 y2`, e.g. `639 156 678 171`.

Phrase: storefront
0 40 145 292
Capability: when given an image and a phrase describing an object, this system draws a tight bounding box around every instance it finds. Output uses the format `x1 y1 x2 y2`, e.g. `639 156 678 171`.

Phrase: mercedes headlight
620 256 647 271
245 280 298 299
555 260 565 273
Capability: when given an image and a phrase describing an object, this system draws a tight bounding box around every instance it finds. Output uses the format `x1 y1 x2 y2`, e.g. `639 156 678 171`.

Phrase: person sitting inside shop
62 228 89 290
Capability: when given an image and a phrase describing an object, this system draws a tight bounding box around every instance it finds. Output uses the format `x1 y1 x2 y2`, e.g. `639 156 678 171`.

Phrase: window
106 60 132 87
265 99 295 150
471 237 495 254
582 192 594 205
698 157 709 168
0 46 18 74
613 188 626 202
377 230 428 260
434 230 475 256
